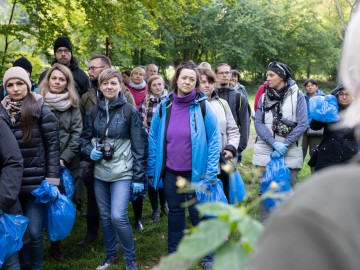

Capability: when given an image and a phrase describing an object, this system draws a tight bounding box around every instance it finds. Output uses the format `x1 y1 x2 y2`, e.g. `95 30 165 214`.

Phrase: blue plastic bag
31 180 60 204
45 194 76 241
0 211 29 267
261 156 292 211
196 178 228 205
229 168 247 204
309 95 339 123
60 167 74 200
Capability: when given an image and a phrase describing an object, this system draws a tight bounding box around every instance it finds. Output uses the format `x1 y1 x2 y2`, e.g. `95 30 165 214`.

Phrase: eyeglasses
338 92 351 98
217 71 230 76
88 66 105 71
55 49 71 54
268 61 286 76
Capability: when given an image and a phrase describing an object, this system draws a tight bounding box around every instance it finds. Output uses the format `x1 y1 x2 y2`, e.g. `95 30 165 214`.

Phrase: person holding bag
38 63 82 260
79 69 147 270
252 61 307 223
147 63 221 270
0 119 24 270
309 84 357 171
198 68 240 202
0 66 60 269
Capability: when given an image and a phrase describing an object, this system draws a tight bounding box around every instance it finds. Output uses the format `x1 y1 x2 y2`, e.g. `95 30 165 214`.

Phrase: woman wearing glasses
310 84 357 172
252 61 308 222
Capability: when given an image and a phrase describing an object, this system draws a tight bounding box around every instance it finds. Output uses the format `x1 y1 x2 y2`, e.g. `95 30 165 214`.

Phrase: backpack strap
200 99 206 119
236 92 242 113
159 95 206 119
217 98 226 114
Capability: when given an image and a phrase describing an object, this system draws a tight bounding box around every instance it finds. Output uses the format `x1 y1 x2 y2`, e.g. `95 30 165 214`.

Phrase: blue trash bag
309 95 339 123
229 168 247 204
196 178 228 205
261 156 292 211
44 194 76 242
60 167 74 200
0 211 29 267
31 180 60 204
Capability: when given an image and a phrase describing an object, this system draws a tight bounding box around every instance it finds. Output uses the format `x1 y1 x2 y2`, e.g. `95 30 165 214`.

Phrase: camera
97 141 115 160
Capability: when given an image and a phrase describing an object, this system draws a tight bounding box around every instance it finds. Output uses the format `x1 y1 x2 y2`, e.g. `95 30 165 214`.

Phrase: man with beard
215 63 250 161
38 37 90 97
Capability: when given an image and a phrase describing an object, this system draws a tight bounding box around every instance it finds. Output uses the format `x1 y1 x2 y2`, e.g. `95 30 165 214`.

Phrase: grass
43 90 312 269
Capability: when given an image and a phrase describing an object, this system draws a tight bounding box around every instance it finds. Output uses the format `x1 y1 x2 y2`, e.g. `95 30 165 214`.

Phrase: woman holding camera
79 69 147 270
38 63 82 260
252 61 307 222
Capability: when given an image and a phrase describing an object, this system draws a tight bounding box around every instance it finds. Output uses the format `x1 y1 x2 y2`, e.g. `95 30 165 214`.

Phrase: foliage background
0 0 358 82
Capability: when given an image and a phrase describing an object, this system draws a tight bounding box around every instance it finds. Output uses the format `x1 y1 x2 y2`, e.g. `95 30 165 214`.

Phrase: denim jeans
163 168 200 253
2 252 20 270
19 195 44 270
94 178 136 263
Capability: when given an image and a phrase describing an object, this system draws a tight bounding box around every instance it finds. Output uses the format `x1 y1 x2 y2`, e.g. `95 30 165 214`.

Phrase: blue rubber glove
272 142 288 155
132 183 144 195
90 148 103 161
270 151 282 159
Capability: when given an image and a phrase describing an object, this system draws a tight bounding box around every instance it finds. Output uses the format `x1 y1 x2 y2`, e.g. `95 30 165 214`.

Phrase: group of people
1 30 359 270
0 35 251 270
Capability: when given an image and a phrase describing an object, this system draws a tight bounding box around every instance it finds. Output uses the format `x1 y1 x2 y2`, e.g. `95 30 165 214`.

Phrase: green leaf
177 219 230 260
153 253 198 270
237 216 264 251
214 241 249 270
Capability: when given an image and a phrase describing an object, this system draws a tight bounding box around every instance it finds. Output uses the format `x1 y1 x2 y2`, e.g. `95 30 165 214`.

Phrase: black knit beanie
54 37 72 54
268 61 293 81
13 56 33 75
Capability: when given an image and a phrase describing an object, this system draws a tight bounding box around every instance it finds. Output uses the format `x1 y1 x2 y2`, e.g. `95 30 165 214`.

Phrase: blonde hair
143 75 165 127
130 66 145 79
98 68 123 85
339 11 360 127
38 63 79 107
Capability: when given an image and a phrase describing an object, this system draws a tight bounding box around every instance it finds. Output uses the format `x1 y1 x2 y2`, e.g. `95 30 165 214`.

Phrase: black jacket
79 93 147 183
216 87 250 153
38 60 90 96
0 95 60 194
310 114 357 171
0 120 23 215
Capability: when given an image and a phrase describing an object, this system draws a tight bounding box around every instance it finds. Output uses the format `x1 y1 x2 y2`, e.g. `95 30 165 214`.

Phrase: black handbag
307 147 319 167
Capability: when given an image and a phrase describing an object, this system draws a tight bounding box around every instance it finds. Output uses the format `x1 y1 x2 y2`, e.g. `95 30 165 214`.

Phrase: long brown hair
21 92 41 143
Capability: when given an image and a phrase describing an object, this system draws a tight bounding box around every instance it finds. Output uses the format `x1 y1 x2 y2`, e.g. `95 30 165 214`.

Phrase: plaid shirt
139 94 167 132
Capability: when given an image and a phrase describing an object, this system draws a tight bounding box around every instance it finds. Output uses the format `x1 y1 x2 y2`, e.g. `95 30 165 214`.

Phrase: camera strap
98 106 122 144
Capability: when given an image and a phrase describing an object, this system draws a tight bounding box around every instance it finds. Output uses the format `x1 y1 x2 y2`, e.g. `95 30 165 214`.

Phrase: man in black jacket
38 36 90 97
215 63 250 161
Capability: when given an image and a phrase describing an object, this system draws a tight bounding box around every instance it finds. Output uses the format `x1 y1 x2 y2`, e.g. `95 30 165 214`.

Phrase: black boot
78 216 99 246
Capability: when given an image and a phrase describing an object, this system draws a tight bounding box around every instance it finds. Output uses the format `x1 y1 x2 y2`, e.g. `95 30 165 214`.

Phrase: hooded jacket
147 91 221 189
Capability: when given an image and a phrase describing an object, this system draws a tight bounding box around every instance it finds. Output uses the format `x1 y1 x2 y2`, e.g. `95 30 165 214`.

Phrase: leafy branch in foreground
154 202 264 270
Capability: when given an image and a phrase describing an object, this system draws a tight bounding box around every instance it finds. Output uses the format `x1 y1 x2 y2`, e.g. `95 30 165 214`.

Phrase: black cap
331 83 345 96
54 36 72 54
13 56 32 75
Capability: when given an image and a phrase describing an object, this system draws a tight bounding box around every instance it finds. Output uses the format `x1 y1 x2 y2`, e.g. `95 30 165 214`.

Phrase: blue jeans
163 168 200 253
2 253 20 270
19 195 44 270
94 179 136 263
